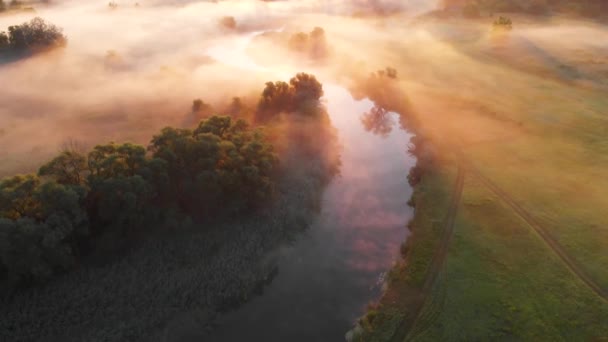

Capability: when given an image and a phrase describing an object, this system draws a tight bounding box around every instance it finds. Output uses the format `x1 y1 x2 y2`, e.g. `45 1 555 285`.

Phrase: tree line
0 73 326 291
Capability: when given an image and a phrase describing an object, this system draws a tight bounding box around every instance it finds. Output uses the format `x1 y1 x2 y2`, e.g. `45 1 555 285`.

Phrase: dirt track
463 157 608 302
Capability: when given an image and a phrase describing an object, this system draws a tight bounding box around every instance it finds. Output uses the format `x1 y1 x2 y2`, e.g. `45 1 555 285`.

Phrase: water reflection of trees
360 105 395 137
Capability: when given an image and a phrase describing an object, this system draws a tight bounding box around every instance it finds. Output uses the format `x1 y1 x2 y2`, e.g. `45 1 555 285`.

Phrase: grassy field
353 12 608 341
408 174 608 340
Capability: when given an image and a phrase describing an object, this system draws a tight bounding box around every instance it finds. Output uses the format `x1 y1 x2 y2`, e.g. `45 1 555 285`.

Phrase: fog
0 0 289 176
2 0 608 177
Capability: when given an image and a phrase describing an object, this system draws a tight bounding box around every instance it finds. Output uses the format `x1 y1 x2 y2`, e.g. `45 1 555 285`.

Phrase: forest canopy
0 115 277 285
0 73 334 292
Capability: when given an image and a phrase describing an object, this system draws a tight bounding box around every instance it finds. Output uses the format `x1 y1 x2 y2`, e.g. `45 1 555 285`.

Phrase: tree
7 17 66 51
87 174 152 238
39 151 87 185
256 73 324 121
0 174 41 220
194 115 233 137
0 31 7 49
288 27 329 59
78 143 157 239
290 72 323 110
0 176 88 283
309 27 328 58
361 105 394 137
257 81 293 119
150 115 277 215
87 143 147 182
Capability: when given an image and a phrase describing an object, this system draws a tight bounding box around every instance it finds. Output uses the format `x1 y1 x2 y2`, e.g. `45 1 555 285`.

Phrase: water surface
204 33 416 341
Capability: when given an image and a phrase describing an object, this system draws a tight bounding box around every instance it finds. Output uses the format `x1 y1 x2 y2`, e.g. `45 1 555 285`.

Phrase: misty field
355 10 608 342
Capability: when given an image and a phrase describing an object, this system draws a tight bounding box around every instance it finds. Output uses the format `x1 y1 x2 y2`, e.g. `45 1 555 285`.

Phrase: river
204 32 416 341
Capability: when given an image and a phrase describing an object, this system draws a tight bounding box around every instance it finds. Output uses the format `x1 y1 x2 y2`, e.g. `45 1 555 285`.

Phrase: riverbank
351 13 608 340
347 137 458 341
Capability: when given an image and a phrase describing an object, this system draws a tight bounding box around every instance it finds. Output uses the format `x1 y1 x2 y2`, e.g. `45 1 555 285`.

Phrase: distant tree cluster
0 115 277 286
0 17 66 53
256 73 324 122
492 16 513 31
372 67 398 80
288 27 329 59
351 66 418 134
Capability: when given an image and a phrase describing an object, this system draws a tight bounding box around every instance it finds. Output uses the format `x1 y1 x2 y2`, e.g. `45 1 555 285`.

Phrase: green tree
39 151 87 185
0 174 41 220
288 32 308 52
87 143 147 181
150 116 277 215
0 31 8 49
88 174 152 238
256 73 324 121
226 97 244 116
257 81 293 118
7 17 66 51
290 72 323 112
0 176 88 282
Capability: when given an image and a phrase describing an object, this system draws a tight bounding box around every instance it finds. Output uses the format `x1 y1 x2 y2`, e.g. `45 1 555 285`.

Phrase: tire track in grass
391 163 465 342
462 157 608 302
